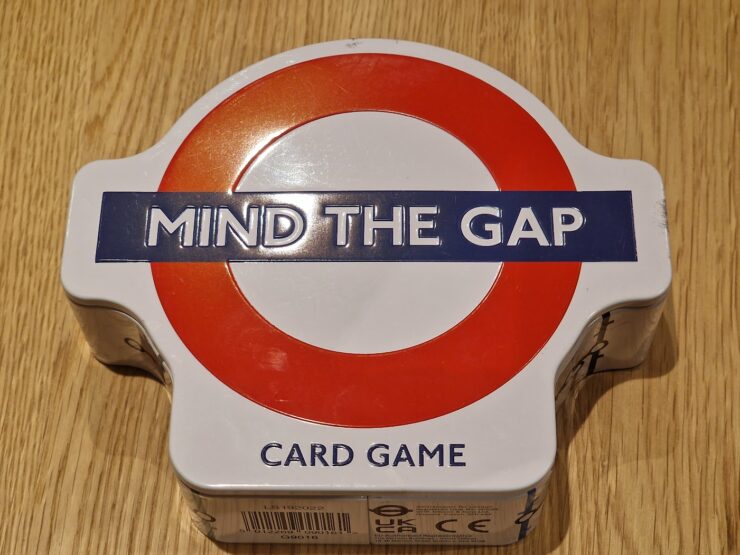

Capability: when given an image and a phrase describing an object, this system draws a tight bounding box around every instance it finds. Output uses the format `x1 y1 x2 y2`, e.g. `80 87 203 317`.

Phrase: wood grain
0 0 737 553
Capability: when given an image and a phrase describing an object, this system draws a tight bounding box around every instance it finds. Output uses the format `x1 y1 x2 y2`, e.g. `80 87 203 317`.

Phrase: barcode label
240 510 353 534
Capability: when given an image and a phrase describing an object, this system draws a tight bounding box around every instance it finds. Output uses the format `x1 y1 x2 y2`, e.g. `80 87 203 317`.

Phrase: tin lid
62 39 670 494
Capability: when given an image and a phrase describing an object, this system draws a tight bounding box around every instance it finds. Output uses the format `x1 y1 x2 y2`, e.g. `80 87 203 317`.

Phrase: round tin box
62 39 671 545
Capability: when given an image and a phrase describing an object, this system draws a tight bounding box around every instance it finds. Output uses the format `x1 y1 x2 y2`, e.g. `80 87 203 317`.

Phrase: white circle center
231 112 501 354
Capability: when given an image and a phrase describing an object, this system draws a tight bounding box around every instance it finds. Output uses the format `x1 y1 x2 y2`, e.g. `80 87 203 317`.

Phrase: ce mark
435 518 491 533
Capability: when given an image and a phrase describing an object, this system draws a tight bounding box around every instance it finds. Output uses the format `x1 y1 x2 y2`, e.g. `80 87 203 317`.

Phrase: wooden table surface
1 1 737 553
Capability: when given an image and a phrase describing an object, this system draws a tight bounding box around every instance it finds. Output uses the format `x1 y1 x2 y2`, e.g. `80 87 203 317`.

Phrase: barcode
240 510 353 534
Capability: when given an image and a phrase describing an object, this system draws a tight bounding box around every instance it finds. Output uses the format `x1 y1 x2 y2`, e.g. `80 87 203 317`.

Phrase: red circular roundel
152 54 579 427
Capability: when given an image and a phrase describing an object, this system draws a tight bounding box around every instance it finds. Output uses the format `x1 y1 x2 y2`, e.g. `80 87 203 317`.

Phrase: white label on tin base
182 488 546 545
